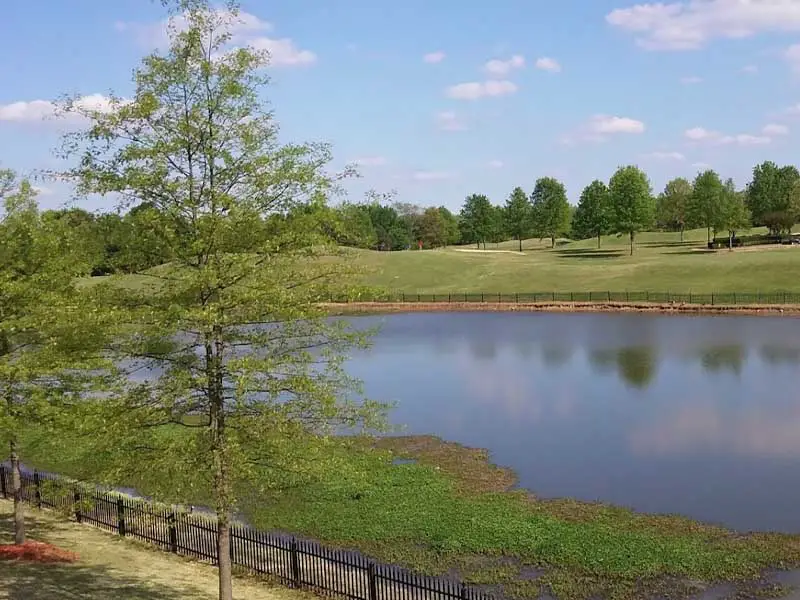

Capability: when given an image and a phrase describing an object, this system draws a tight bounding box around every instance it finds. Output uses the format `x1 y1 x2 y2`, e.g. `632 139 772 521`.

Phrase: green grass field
354 227 800 294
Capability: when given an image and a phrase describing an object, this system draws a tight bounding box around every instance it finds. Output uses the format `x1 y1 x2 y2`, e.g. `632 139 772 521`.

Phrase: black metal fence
334 291 800 306
0 466 491 600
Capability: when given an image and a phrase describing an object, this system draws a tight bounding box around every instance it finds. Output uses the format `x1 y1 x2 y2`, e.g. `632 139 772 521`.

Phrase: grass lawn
81 226 800 298
354 227 800 294
242 436 800 600
0 499 311 600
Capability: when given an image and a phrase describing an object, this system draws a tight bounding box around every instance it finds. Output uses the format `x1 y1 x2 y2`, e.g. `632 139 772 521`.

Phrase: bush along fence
0 466 493 600
331 291 800 306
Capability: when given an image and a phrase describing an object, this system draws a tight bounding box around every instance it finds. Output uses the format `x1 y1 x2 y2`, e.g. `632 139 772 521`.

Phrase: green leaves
608 165 654 254
530 177 570 247
52 0 388 541
572 180 611 245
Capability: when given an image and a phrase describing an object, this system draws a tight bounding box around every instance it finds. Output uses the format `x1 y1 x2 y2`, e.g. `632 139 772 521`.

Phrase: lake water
344 312 800 534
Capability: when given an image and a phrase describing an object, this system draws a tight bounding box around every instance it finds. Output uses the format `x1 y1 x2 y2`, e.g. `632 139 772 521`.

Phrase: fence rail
332 291 800 306
0 466 490 600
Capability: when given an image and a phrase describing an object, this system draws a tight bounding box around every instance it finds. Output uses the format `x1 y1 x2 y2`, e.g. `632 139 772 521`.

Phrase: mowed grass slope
357 227 800 294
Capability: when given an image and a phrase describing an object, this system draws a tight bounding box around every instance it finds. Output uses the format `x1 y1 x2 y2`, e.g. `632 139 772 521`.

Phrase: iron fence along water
330 291 800 305
0 466 491 600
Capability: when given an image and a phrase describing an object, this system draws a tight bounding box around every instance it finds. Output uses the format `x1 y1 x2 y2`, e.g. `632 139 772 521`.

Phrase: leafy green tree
608 165 654 255
459 193 494 249
0 173 106 545
715 178 751 250
530 177 570 248
57 4 387 599
367 203 410 250
689 170 725 243
504 187 532 251
572 180 610 248
437 206 461 245
746 162 800 234
417 206 448 248
656 177 693 241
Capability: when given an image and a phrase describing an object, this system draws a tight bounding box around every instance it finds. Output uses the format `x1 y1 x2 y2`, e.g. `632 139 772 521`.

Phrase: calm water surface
345 312 800 533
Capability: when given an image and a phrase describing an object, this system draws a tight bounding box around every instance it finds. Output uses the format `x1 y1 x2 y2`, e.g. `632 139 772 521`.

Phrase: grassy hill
355 226 800 294
84 226 800 296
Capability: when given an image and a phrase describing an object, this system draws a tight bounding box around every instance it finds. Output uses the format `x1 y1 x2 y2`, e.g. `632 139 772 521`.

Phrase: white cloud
742 64 758 74
589 114 645 134
445 80 518 100
487 159 504 168
560 114 645 145
351 156 387 167
534 57 561 72
32 185 54 196
684 126 771 145
691 161 711 169
606 0 800 51
786 44 800 73
248 37 316 66
644 151 685 160
484 55 525 77
680 75 702 84
411 170 453 181
435 111 467 131
118 9 315 67
423 51 446 63
763 123 789 136
0 94 120 124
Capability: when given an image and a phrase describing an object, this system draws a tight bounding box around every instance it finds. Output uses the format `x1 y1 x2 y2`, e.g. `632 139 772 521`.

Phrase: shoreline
323 300 800 317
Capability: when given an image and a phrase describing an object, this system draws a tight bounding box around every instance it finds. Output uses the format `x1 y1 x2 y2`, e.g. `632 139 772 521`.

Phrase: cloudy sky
2 0 800 211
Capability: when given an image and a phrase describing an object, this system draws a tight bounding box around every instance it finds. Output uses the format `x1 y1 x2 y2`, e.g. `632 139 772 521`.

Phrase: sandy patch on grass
0 499 310 600
450 249 526 255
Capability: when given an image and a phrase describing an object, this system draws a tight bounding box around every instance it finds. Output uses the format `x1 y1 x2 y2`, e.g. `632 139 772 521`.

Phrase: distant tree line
49 161 800 272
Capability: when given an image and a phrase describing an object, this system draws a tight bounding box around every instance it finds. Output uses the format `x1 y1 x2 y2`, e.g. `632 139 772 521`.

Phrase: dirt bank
323 301 800 317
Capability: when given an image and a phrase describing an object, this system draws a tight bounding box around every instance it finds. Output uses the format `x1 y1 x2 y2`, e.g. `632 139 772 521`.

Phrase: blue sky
2 0 800 212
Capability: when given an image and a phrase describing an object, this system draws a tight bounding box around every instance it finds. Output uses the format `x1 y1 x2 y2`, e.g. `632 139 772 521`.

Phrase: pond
344 311 800 534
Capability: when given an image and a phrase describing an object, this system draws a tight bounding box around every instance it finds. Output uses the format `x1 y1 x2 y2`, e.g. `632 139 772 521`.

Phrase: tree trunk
629 231 635 256
551 235 556 248
475 241 479 249
208 331 233 600
597 232 601 249
707 226 711 243
518 237 522 252
10 438 24 545
680 226 684 243
729 231 733 251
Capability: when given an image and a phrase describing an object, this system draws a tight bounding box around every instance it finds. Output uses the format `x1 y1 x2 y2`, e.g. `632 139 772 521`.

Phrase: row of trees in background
47 160 800 271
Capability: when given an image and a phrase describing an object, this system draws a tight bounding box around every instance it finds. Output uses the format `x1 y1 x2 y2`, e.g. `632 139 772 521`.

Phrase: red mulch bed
0 541 79 563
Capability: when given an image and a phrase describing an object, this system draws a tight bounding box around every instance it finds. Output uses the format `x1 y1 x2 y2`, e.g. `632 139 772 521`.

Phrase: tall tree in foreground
656 177 693 241
503 187 532 251
572 180 610 248
0 172 104 545
530 177 570 248
608 165 654 255
57 4 387 599
689 169 725 243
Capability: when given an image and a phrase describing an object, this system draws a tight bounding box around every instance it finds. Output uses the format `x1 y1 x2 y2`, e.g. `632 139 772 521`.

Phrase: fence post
416 293 420 302
733 292 737 304
515 293 518 303
645 291 649 302
117 498 126 536
432 294 436 302
448 294 451 303
33 470 42 509
552 291 556 302
570 292 573 302
0 466 6 499
711 293 715 305
497 293 501 303
481 293 484 302
168 513 178 553
460 582 469 600
689 291 692 304
74 487 82 523
784 291 787 304
368 562 378 600
290 538 302 588
608 291 611 301
401 292 405 302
